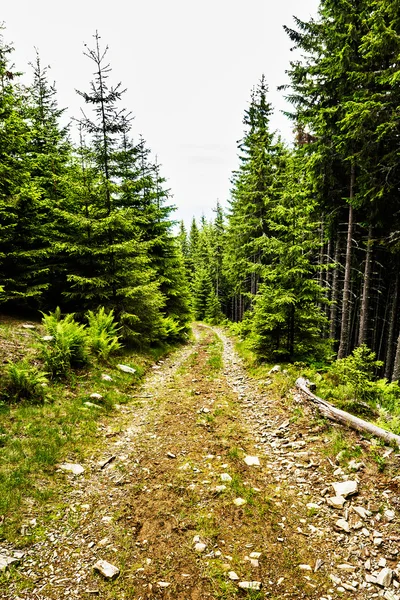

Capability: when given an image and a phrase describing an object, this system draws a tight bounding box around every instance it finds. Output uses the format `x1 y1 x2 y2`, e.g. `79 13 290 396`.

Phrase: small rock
167 452 176 459
337 564 356 571
365 574 377 584
307 503 320 510
330 574 341 585
348 459 364 471
376 568 393 588
244 456 260 467
158 582 171 588
42 335 54 341
93 560 120 580
384 591 399 600
238 581 262 590
233 498 246 507
384 509 395 522
215 485 227 493
228 571 239 581
220 473 232 482
84 402 102 409
299 564 312 571
22 323 36 329
327 496 346 509
101 374 113 381
90 393 103 400
332 481 358 498
365 559 371 570
59 463 84 475
194 543 207 553
249 552 261 559
117 364 136 374
335 519 350 533
0 555 20 572
268 365 281 374
352 506 370 519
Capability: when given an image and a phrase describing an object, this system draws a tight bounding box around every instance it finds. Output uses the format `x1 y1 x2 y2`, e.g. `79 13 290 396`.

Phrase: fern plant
86 307 122 360
1 361 48 403
41 308 89 377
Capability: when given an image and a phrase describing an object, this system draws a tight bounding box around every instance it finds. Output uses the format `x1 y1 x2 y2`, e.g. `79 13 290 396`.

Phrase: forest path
3 325 400 599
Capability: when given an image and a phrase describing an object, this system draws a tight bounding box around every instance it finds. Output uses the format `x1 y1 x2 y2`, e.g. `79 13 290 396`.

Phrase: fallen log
295 377 400 447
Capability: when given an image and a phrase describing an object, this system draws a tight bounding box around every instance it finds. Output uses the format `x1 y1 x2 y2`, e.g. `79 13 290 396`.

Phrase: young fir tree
0 30 49 310
224 76 282 319
250 150 328 361
62 32 165 343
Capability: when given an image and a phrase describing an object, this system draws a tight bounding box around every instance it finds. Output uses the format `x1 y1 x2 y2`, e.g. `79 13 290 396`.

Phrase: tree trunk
329 236 341 340
338 165 355 359
392 328 400 382
385 270 399 379
358 224 373 347
296 378 400 445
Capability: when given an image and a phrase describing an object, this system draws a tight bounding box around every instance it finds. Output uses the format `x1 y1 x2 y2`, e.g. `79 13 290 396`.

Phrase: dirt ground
2 324 400 599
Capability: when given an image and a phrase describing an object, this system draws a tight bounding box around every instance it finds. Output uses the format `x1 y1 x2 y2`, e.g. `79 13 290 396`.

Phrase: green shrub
1 361 48 403
86 307 122 359
41 308 89 377
327 345 383 403
160 316 189 342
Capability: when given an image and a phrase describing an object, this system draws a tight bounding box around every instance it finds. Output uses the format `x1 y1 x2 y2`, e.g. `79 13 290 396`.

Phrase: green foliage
86 307 122 359
328 345 383 403
1 361 48 404
40 308 89 377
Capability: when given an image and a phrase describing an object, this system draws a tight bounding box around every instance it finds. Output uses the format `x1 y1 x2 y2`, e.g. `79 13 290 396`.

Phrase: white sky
2 0 319 225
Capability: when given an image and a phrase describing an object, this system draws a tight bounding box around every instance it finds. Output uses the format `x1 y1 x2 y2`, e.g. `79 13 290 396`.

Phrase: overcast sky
2 0 319 225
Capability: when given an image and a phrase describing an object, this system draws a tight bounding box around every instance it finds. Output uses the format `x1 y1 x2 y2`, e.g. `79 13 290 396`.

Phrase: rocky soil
1 325 400 599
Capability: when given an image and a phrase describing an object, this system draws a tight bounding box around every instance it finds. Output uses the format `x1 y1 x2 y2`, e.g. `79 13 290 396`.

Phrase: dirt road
2 325 400 599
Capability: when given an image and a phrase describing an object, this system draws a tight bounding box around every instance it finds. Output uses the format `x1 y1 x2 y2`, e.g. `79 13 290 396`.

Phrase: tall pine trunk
392 327 400 382
358 224 373 346
329 235 341 340
385 269 399 379
338 165 355 359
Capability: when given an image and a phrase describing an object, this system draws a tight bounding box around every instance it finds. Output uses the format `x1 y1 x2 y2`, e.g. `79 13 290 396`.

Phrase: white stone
233 497 246 507
101 374 113 381
327 496 346 509
215 485 227 493
84 402 102 409
42 335 54 341
384 509 395 522
299 564 312 571
220 473 232 482
352 506 370 519
0 555 19 572
93 559 120 580
117 364 136 374
384 591 399 600
59 463 84 475
337 564 356 571
376 568 393 588
228 571 239 581
249 552 261 559
307 503 320 510
335 519 350 533
194 543 207 553
22 324 35 329
158 582 171 588
330 574 341 585
332 481 358 498
379 558 387 567
90 393 103 400
238 581 262 590
167 452 176 459
244 456 260 466
348 459 364 471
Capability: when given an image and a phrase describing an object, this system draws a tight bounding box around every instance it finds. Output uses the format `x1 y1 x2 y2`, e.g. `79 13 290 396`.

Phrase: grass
0 315 182 543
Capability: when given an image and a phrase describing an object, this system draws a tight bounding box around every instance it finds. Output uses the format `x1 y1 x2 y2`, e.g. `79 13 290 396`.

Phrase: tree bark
358 225 373 346
385 270 399 380
329 236 341 340
392 326 400 383
296 378 400 446
338 165 355 359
